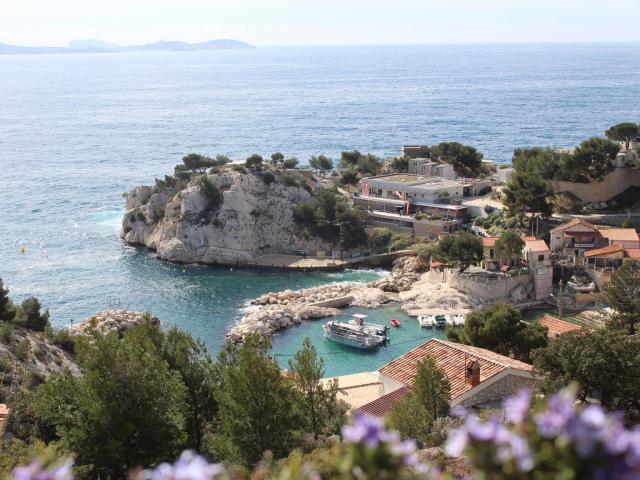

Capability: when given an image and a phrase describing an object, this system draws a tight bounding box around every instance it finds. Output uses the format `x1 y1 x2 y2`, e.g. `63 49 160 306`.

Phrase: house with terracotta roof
481 236 500 271
356 338 540 417
538 315 582 338
550 218 640 265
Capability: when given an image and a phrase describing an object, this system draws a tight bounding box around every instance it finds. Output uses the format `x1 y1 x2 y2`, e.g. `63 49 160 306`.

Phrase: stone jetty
69 309 160 337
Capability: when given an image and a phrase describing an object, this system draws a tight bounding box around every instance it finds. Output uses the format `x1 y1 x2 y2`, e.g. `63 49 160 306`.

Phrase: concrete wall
553 168 640 203
458 374 540 408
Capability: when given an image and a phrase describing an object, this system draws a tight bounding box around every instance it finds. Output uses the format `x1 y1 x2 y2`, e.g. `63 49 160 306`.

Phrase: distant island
0 38 254 55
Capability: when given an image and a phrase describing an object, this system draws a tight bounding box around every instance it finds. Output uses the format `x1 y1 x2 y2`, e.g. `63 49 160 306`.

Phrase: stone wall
458 374 541 409
553 168 640 203
430 269 535 304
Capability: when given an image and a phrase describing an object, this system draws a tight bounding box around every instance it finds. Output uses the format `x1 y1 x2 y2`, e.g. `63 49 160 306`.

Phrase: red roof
552 218 598 233
356 387 410 417
598 228 640 243
378 338 532 401
483 237 499 248
584 244 625 257
524 239 549 252
539 315 582 337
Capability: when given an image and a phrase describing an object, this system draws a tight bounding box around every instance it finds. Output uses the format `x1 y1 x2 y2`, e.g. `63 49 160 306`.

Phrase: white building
407 158 455 179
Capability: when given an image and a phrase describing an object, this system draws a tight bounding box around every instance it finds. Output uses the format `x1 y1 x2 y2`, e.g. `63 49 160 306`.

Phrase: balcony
564 242 595 249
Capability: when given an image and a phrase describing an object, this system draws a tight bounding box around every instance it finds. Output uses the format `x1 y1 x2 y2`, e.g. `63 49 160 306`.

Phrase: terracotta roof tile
539 315 582 337
598 228 640 242
483 237 499 247
524 239 549 252
356 387 411 417
584 245 625 257
552 218 598 232
378 338 532 401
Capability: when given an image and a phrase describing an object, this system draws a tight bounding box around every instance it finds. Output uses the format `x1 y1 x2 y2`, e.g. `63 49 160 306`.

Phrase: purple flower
503 388 531 425
342 414 397 448
13 460 74 480
136 451 224 480
445 428 468 457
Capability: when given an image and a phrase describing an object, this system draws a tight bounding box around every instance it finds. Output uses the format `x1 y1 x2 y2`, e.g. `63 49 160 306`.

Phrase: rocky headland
122 168 333 265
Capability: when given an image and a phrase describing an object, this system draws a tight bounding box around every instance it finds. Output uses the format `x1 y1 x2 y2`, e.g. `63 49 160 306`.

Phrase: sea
1 43 639 376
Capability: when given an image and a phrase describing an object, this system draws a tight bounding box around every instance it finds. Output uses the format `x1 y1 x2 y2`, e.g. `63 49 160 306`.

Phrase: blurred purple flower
503 388 531 424
13 460 74 480
136 451 224 480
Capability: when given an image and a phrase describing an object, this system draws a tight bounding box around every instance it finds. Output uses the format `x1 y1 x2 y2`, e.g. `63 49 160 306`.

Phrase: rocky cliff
122 169 332 265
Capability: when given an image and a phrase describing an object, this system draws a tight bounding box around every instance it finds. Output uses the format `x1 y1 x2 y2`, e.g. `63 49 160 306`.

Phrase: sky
1 0 639 47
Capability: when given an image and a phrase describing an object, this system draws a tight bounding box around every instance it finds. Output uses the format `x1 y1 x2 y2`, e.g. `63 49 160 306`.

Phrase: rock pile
369 256 425 292
69 310 160 337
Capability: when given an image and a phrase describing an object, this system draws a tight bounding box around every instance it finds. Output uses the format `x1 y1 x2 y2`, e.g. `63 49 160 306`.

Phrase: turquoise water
1 44 639 375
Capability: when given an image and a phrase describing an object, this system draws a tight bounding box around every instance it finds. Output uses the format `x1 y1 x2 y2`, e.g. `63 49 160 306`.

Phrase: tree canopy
388 357 451 446
288 338 347 440
433 233 483 272
245 154 264 170
215 335 302 465
502 170 555 222
605 122 640 150
270 152 284 165
431 142 483 176
447 302 548 362
182 153 216 174
533 328 640 423
494 231 525 267
603 260 640 334
0 278 16 322
570 137 620 182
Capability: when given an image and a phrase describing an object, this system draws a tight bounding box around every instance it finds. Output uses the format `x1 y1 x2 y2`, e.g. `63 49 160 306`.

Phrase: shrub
51 329 76 354
300 181 312 193
367 228 393 252
283 158 299 169
231 164 246 173
279 173 298 187
0 322 14 343
152 206 165 222
13 338 30 359
199 176 223 211
258 171 275 185
135 211 146 222
0 356 10 372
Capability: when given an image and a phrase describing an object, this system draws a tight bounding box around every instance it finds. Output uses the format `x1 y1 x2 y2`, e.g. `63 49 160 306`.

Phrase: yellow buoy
19 245 26 254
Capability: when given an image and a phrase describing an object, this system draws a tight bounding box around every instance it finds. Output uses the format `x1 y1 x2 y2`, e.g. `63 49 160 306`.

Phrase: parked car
293 249 308 256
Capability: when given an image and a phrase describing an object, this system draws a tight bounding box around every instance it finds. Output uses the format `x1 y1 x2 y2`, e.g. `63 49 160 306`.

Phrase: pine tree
0 277 16 322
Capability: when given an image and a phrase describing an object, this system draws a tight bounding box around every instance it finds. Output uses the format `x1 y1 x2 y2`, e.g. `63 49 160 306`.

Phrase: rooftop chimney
467 360 481 388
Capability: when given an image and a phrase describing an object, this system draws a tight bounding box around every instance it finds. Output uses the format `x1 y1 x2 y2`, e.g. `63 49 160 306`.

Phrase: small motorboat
418 314 447 328
390 318 401 328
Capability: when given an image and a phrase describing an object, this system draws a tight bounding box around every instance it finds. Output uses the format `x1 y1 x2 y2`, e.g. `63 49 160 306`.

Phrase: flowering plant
446 386 640 479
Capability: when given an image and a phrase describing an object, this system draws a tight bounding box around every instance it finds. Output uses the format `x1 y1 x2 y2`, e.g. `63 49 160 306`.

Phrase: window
538 254 545 262
489 249 494 258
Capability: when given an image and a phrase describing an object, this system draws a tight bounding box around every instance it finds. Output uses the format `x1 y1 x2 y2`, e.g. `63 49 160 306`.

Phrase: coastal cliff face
122 170 331 264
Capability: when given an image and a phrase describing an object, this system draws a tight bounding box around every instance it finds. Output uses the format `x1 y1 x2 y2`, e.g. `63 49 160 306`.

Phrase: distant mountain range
0 39 255 55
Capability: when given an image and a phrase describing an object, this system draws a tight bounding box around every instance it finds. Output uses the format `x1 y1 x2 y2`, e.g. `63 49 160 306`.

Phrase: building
538 315 582 338
356 338 540 416
550 218 640 264
408 158 456 179
522 236 553 300
364 210 463 237
497 167 515 183
354 174 467 219
482 237 500 271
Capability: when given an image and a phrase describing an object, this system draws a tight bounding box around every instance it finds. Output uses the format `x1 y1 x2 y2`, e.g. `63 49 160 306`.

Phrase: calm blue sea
1 44 639 375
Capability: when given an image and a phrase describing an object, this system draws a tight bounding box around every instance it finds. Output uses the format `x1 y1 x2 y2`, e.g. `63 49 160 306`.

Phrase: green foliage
232 164 246 173
258 170 276 185
447 302 548 362
622 218 637 229
293 189 348 243
571 137 620 181
388 357 451 446
245 154 264 170
182 153 216 174
502 170 555 222
389 156 409 172
14 297 50 331
215 154 231 166
337 209 367 250
340 169 358 187
270 152 284 165
414 243 433 264
433 233 483 272
533 328 640 422
279 173 299 187
13 338 31 360
215 335 302 465
431 142 483 176
0 278 16 322
604 260 640 334
367 227 393 252
340 149 362 168
288 338 347 440
494 231 525 266
31 324 189 478
199 176 223 214
283 158 299 169
308 155 333 177
605 122 640 150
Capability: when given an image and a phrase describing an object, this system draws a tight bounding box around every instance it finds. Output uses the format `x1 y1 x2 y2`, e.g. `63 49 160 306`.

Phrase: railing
564 242 595 248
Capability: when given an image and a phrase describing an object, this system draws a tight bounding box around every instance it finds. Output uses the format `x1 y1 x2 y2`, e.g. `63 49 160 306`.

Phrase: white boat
323 314 388 350
418 314 447 328
447 314 466 326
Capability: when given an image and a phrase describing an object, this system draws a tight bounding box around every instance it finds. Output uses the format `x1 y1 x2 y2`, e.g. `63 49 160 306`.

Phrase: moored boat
418 314 447 328
323 314 388 350
390 318 401 327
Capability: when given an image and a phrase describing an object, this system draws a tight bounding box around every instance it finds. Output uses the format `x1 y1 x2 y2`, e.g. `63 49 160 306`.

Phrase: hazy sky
1 0 639 47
